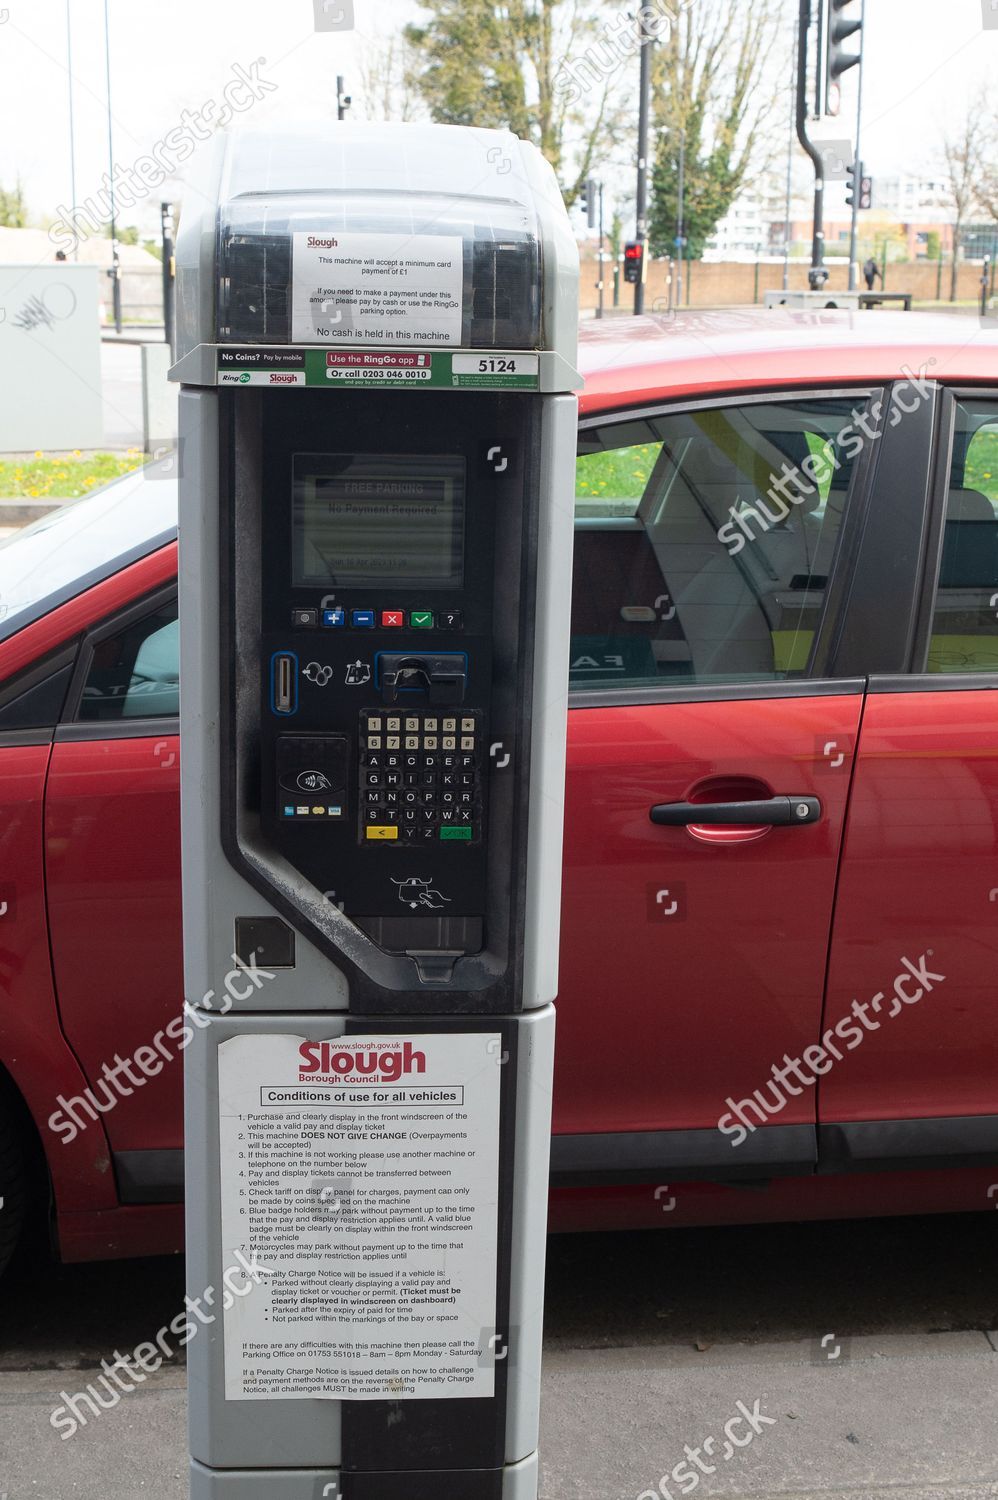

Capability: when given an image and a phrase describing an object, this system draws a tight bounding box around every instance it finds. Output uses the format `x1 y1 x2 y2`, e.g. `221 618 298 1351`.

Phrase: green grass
0 450 146 500
575 443 662 503
965 429 998 505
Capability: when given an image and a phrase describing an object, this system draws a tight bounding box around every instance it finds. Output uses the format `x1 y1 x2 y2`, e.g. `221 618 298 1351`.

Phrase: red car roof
577 308 998 415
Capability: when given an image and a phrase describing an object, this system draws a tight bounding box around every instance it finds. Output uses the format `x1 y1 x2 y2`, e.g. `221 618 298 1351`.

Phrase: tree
358 31 424 122
403 0 629 205
648 0 788 261
941 91 988 302
967 93 998 293
0 178 26 228
608 207 624 305
103 224 139 246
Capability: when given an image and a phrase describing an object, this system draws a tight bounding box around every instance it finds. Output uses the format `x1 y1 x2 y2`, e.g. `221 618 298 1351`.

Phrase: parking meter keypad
359 708 482 843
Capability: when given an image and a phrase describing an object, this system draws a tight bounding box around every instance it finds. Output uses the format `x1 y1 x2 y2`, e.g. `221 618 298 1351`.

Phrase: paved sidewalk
4 1329 998 1498
5 1216 998 1499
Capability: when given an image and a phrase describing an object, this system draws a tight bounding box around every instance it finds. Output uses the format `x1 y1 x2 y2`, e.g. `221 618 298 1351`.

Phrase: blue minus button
323 607 345 628
351 609 375 628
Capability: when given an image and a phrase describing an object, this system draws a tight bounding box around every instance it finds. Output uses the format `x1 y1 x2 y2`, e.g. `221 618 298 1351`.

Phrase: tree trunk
950 225 960 303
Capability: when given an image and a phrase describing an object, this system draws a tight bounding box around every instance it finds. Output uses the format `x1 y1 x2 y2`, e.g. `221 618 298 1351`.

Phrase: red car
3 308 998 1278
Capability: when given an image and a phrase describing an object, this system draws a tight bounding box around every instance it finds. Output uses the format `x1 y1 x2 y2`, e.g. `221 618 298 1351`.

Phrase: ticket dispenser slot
174 121 578 1500
378 652 468 704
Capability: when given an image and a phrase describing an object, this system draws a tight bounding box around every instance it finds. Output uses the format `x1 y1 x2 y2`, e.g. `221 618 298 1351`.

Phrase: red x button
381 610 405 628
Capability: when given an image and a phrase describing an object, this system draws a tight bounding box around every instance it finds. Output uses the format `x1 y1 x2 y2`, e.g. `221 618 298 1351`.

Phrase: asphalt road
2 1210 998 1498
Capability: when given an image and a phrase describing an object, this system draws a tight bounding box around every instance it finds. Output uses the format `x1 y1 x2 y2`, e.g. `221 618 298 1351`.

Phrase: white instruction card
291 231 464 344
218 1030 502 1401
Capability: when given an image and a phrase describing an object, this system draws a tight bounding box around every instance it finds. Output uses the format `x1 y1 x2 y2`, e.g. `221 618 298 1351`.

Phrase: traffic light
845 161 873 211
580 177 598 230
825 0 862 113
623 241 644 284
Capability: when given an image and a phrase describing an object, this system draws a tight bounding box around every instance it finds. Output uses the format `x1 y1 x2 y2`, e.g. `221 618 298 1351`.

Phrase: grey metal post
161 201 175 358
102 0 122 332
797 0 828 291
847 0 867 291
597 182 605 320
635 17 652 314
676 128 686 308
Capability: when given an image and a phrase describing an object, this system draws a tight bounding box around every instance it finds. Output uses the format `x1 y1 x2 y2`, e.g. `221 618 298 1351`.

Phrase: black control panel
223 387 535 980
359 707 483 846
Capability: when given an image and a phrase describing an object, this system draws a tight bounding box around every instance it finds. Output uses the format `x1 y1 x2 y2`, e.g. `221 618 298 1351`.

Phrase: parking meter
171 123 579 1499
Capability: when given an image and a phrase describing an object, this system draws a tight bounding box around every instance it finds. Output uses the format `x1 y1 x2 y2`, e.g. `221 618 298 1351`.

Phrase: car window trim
61 582 179 728
0 728 58 748
908 385 995 678
575 383 879 436
54 715 180 743
866 672 998 695
0 527 177 647
572 385 883 706
570 676 867 709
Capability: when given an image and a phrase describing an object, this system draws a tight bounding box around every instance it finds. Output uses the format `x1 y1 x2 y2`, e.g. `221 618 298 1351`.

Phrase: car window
927 399 998 673
77 598 179 722
0 464 176 643
572 395 869 689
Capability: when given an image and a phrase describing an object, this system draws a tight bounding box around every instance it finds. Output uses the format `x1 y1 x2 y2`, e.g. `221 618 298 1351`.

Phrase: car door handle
649 796 822 827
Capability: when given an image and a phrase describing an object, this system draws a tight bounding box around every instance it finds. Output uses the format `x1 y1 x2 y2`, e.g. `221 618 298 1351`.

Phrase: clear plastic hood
214 125 543 349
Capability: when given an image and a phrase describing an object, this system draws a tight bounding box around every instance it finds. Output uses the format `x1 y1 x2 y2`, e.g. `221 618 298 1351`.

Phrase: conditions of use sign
217 1030 502 1401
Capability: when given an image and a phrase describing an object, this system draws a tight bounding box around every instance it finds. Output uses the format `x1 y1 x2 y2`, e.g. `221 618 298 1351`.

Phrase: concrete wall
579 253 987 312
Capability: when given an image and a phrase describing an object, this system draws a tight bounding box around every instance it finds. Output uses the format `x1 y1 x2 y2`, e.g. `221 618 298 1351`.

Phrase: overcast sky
0 0 992 237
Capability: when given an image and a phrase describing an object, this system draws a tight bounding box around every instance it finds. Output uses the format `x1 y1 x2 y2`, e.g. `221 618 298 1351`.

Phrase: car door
44 582 183 1200
820 390 998 1171
552 388 882 1184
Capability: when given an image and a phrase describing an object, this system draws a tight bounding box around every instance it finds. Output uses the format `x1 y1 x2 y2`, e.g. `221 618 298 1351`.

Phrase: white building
871 174 954 221
702 172 810 261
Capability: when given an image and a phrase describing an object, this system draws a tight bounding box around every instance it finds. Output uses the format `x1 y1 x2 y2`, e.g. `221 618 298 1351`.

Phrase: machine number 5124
477 357 518 373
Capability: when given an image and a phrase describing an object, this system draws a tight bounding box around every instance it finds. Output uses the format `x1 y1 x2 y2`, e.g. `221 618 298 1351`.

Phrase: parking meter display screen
292 453 465 590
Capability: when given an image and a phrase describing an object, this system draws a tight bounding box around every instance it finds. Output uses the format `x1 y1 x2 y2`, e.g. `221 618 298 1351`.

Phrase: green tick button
440 826 472 840
410 610 434 629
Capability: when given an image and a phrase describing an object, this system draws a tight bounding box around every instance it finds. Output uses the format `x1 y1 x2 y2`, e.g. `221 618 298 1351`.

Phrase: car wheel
0 1103 26 1278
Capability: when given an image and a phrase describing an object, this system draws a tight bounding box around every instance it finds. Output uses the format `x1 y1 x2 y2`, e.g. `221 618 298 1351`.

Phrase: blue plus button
351 609 376 628
322 607 345 628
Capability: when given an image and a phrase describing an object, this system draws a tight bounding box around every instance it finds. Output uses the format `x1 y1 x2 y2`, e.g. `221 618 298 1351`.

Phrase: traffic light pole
676 128 686 309
598 182 605 320
847 0 866 290
634 13 651 315
797 0 827 291
161 201 175 359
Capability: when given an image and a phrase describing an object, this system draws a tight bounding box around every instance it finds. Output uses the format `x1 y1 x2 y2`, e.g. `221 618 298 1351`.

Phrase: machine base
190 1451 538 1498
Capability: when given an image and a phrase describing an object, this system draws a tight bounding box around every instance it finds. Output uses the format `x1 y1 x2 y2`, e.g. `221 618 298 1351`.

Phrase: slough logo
307 235 340 249
299 1039 426 1082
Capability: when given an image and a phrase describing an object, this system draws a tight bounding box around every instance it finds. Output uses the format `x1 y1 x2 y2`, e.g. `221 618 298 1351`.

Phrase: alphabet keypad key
359 709 482 843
